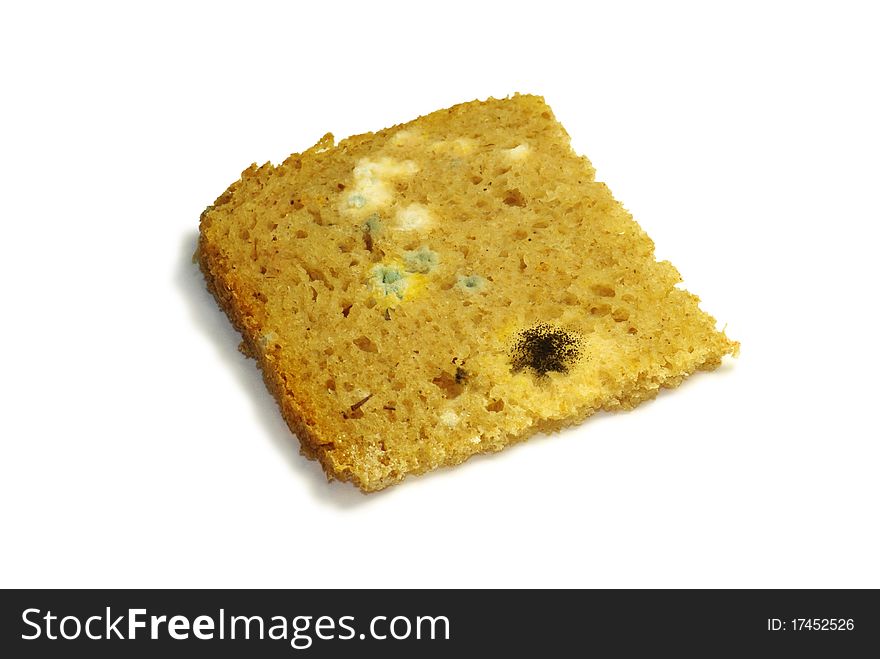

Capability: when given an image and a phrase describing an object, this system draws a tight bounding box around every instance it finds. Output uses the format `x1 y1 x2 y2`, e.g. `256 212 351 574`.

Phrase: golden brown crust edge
197 216 349 488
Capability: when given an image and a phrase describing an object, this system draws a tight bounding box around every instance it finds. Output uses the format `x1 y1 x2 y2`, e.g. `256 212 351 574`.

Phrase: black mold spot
510 323 581 377
454 366 468 384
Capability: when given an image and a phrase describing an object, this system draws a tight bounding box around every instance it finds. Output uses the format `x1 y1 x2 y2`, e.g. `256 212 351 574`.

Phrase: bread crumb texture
199 94 738 492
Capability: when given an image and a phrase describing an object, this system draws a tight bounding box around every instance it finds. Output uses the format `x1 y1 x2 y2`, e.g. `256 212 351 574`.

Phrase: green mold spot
362 214 382 252
372 264 408 299
348 193 367 209
363 214 382 233
457 274 486 293
404 246 439 274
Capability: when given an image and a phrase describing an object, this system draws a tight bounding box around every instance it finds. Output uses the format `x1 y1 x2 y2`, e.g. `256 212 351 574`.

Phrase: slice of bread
198 94 738 492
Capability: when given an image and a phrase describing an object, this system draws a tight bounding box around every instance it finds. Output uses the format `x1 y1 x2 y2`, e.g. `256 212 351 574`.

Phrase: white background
2 1 878 588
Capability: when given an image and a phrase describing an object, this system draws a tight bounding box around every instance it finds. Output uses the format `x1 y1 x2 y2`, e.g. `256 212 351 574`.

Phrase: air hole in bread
303 266 332 290
431 370 464 399
353 336 378 353
502 188 527 207
590 284 616 297
486 399 505 412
